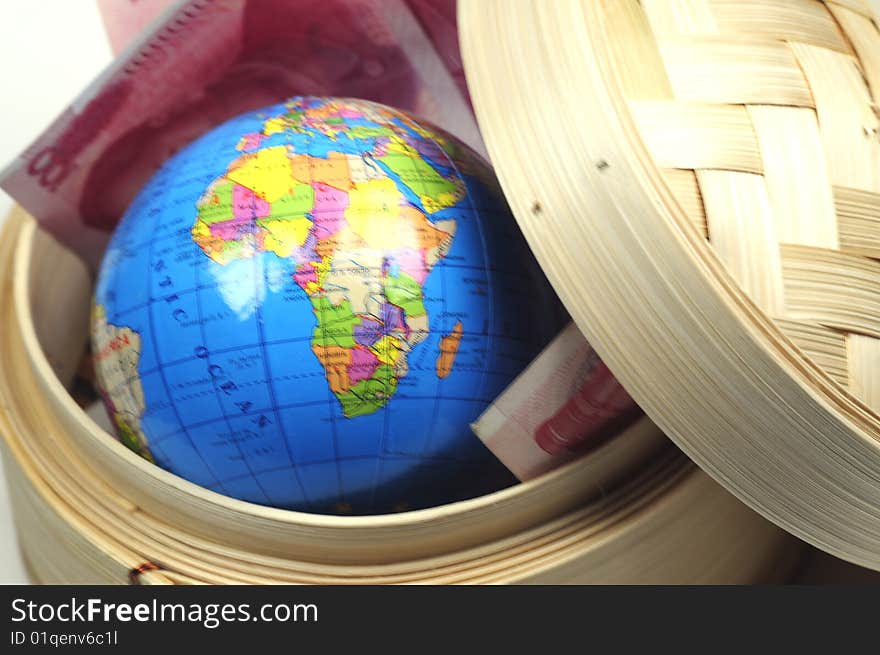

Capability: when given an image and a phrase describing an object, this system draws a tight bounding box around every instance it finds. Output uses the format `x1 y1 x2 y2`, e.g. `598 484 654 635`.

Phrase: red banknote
472 323 640 481
0 0 480 266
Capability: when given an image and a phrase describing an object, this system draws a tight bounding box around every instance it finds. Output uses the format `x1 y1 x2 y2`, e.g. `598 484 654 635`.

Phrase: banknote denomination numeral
27 146 73 192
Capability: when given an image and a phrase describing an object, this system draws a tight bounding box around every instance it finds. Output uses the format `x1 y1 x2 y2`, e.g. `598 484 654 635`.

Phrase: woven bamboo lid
461 0 880 567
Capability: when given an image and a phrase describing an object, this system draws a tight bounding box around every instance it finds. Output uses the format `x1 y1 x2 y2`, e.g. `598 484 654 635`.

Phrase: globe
91 96 562 515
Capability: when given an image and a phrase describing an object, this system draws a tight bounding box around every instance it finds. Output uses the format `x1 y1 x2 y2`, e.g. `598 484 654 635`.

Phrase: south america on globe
91 97 563 515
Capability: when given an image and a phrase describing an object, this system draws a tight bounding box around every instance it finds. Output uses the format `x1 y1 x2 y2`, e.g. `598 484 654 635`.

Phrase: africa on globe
91 96 561 514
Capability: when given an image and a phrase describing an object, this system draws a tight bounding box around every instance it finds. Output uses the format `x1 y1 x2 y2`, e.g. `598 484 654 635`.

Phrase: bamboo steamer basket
0 208 798 583
460 0 880 569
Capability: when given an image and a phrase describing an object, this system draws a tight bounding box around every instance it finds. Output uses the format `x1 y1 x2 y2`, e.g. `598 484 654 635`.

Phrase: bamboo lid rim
460 0 880 569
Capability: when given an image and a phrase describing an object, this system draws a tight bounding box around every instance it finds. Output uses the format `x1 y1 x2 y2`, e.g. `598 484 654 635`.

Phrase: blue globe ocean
91 97 561 514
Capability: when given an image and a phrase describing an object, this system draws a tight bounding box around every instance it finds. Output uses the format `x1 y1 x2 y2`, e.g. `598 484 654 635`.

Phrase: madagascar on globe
91 97 562 515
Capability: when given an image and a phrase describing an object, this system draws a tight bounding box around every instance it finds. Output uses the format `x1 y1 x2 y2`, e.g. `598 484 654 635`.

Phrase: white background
0 0 112 584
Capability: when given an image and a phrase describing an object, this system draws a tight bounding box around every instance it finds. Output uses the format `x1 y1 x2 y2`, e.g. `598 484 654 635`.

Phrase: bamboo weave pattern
615 0 880 409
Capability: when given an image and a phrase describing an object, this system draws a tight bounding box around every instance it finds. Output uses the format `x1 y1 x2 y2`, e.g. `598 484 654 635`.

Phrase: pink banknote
98 0 469 98
472 323 640 481
0 0 480 266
